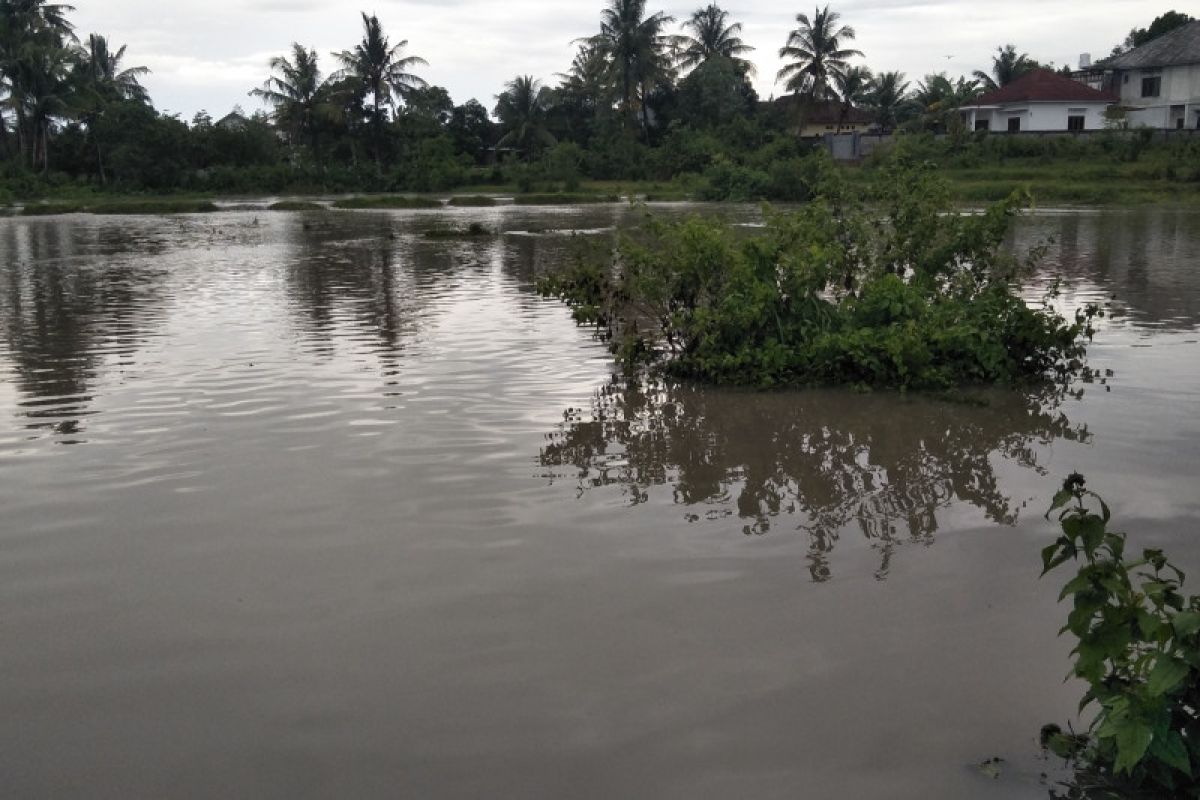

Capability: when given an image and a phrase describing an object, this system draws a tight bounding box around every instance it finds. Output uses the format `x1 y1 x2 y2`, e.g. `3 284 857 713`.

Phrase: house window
1142 76 1162 97
1068 115 1086 131
1007 116 1021 133
975 119 990 132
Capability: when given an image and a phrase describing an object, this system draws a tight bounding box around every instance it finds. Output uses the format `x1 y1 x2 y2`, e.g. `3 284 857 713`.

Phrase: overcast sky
71 0 1194 119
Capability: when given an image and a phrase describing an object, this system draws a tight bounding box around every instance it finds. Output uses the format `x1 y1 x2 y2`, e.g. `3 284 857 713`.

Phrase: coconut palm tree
73 34 149 183
553 44 614 139
0 0 78 165
332 12 427 166
558 44 611 103
332 13 427 117
914 72 980 131
676 4 755 76
972 44 1035 91
777 5 863 99
252 43 325 157
832 64 871 130
585 0 677 133
17 41 73 172
494 75 556 160
866 70 910 130
76 35 148 102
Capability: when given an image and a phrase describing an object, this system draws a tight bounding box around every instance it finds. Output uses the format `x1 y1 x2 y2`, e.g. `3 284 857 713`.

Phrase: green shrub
21 202 86 216
1041 475 1200 796
514 193 619 205
332 195 444 209
447 195 498 207
698 155 769 201
87 199 219 215
539 155 1101 389
268 201 326 211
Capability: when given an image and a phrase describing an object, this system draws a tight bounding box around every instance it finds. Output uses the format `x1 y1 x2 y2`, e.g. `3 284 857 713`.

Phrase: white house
959 69 1116 133
1076 21 1200 130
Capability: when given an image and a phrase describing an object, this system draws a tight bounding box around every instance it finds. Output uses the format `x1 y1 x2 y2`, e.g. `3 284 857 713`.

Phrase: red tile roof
972 69 1118 105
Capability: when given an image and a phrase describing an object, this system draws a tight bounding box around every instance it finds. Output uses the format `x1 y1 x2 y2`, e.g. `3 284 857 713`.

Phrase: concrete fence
821 128 1200 161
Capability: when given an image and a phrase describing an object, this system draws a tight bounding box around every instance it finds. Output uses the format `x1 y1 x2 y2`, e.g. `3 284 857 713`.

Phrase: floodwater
1 203 1197 799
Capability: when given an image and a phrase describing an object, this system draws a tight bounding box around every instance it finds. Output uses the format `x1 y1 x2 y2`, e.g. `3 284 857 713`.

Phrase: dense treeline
0 1 1193 202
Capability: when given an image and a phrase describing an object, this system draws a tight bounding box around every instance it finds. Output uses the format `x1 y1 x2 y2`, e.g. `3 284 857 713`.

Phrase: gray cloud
70 0 1171 117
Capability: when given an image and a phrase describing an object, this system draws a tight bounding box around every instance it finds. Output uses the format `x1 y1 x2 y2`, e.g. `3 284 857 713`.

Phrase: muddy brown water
1 204 1198 798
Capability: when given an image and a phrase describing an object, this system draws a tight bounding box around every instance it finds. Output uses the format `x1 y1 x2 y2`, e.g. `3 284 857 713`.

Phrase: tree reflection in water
541 379 1091 581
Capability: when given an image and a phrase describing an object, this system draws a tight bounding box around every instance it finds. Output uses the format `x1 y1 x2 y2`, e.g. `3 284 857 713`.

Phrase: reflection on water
0 222 168 441
542 379 1090 581
1015 208 1200 332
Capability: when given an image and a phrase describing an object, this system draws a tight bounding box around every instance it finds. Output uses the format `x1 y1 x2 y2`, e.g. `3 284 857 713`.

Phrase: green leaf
1173 611 1200 638
1113 720 1154 774
1042 540 1076 576
1078 515 1107 554
1136 609 1164 640
1059 574 1092 601
1149 731 1192 776
1046 489 1073 519
1147 655 1189 697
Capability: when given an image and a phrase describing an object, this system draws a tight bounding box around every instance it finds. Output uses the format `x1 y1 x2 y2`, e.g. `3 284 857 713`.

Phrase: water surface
2 204 1198 798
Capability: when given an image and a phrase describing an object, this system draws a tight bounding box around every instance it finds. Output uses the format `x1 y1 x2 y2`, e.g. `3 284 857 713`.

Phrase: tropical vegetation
0 2 1194 204
1042 474 1200 797
537 156 1104 389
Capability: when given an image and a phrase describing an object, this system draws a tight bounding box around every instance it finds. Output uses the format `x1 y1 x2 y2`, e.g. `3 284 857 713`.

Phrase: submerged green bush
332 195 443 209
21 202 86 216
86 199 219 215
21 199 219 216
539 156 1100 390
268 201 326 211
1041 475 1200 797
514 193 620 205
447 195 498 207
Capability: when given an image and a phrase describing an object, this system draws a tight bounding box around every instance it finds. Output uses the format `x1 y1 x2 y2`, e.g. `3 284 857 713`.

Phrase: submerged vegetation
1042 475 1200 797
331 195 443 209
539 156 1102 390
267 200 326 211
21 198 218 215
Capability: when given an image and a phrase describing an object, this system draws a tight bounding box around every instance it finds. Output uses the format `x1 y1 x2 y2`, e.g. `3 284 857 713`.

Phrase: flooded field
1 204 1198 798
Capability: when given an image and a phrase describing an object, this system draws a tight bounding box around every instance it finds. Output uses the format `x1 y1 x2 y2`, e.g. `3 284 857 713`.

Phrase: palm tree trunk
622 63 633 129
372 87 385 175
15 105 30 167
639 80 652 139
96 140 107 185
38 121 50 175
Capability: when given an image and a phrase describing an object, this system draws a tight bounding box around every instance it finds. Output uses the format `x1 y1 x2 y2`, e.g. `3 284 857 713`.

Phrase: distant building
767 97 878 138
215 111 250 132
1075 21 1200 130
959 69 1117 133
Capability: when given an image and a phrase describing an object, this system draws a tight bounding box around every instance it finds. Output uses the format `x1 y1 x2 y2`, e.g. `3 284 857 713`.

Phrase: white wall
1118 64 1200 105
1118 65 1200 129
970 102 1110 132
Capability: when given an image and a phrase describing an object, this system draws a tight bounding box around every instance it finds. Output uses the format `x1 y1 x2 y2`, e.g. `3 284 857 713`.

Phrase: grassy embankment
910 163 1200 205
6 157 1198 215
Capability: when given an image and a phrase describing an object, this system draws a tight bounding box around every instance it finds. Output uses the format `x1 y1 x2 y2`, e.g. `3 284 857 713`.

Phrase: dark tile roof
1102 21 1200 70
971 69 1118 105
